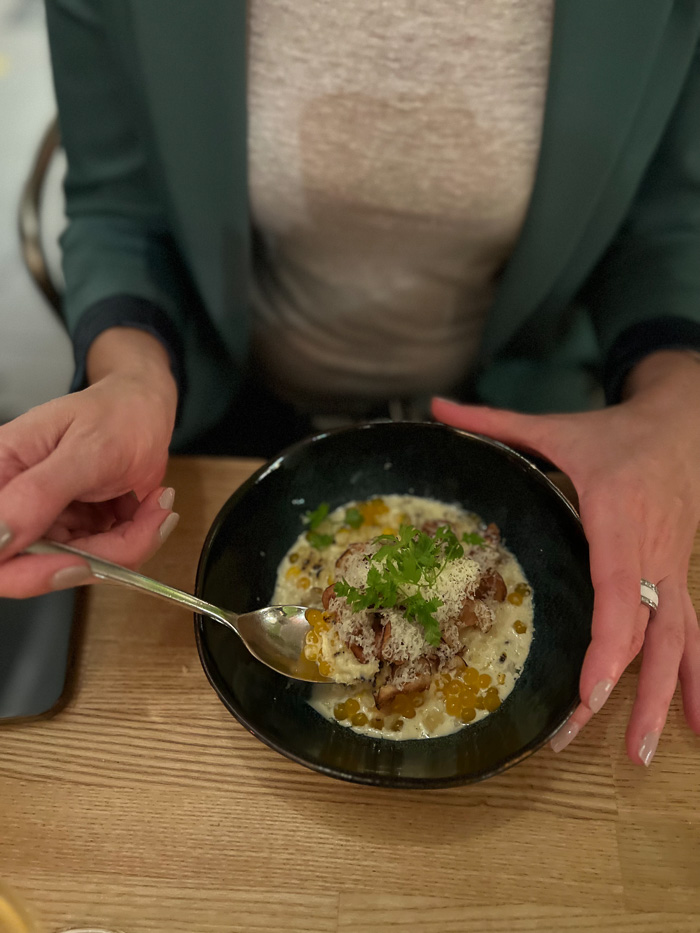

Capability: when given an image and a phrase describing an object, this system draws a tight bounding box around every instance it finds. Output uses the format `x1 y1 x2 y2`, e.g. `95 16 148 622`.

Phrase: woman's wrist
86 326 179 421
622 349 700 404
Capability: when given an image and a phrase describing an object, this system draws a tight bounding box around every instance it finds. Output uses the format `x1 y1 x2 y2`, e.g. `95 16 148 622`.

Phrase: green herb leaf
332 523 466 646
306 531 334 550
462 532 485 547
403 593 443 647
344 507 364 529
433 525 464 562
305 502 330 531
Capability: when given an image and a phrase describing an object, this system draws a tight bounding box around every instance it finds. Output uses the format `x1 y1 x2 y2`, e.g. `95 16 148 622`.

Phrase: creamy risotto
272 495 534 740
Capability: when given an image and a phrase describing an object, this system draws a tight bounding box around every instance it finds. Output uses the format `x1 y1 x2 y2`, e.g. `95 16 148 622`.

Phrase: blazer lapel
125 0 251 361
479 0 685 361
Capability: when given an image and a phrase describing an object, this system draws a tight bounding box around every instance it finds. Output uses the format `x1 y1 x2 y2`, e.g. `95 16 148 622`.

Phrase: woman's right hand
0 328 179 598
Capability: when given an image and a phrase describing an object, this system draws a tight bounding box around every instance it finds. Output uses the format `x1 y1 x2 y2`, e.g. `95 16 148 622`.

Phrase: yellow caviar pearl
381 527 397 536
334 702 348 720
303 645 318 660
460 707 477 723
478 673 492 689
286 566 301 579
507 592 524 606
289 552 299 563
474 696 485 710
445 681 462 697
392 695 413 715
345 698 360 716
463 667 479 688
318 661 332 677
461 687 477 707
351 713 369 727
513 620 527 634
298 576 311 589
305 608 325 627
370 717 384 729
445 697 462 717
484 688 501 712
359 498 389 525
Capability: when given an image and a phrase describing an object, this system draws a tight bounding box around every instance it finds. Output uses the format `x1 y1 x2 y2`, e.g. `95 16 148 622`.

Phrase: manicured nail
51 565 92 590
550 721 580 754
158 487 175 510
588 679 614 714
0 521 13 550
159 512 180 543
639 731 660 767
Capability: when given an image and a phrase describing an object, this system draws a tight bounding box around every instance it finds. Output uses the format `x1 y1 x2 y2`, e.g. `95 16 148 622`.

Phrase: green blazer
46 0 700 449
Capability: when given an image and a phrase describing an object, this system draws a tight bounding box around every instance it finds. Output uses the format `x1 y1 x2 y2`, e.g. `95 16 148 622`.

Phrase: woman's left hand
432 350 700 766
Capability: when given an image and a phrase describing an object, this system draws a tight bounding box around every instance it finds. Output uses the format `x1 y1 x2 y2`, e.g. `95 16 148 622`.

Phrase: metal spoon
25 539 329 683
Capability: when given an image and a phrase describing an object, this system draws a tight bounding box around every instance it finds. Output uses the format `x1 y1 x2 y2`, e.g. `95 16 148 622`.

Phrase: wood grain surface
1 457 698 933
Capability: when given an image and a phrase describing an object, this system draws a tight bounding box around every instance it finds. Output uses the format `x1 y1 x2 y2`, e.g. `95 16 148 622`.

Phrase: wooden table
1 457 699 933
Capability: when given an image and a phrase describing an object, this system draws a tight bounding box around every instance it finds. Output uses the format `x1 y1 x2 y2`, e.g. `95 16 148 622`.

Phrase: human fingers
679 590 700 735
0 446 91 562
431 397 561 464
0 553 96 598
46 492 141 541
70 486 178 568
549 703 594 754
0 488 175 598
576 494 645 716
625 580 686 766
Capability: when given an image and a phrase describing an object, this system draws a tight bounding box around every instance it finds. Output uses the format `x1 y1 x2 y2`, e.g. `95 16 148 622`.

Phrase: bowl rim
194 420 588 788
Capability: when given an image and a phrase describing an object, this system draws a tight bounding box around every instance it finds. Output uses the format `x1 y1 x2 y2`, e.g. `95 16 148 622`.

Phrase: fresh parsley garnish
334 524 463 647
306 530 335 550
462 532 485 547
305 502 330 531
344 507 364 529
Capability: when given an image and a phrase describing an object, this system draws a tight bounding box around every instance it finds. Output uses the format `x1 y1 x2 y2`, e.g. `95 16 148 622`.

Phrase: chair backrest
18 117 66 319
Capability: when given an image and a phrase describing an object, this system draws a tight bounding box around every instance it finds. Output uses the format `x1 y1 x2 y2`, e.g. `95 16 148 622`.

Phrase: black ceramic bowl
194 421 593 788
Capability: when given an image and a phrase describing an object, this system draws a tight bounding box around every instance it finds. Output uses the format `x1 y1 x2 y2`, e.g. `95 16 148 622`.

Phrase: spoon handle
25 539 240 634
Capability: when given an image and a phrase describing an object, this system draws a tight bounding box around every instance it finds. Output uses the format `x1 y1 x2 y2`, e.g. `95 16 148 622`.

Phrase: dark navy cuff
603 316 700 404
70 295 186 422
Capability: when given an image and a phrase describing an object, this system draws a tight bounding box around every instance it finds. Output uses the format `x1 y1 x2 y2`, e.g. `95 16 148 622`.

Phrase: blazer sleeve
584 40 700 402
45 0 187 398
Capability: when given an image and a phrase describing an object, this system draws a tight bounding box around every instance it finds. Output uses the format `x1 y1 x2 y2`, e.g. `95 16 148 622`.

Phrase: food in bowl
271 495 534 740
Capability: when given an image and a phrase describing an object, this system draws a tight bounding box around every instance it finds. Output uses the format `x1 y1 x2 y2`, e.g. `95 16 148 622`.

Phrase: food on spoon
272 495 534 740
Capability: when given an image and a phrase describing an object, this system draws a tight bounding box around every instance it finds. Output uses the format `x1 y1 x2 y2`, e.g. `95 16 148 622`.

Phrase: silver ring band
641 578 659 613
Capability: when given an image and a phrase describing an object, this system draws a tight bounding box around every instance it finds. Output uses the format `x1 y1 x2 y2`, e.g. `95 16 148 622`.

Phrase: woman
1 0 699 766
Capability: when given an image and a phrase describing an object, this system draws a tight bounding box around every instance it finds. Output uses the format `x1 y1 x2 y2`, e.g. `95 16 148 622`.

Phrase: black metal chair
17 116 63 317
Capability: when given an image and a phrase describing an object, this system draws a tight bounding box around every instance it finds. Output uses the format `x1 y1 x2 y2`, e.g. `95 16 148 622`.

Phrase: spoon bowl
24 540 328 683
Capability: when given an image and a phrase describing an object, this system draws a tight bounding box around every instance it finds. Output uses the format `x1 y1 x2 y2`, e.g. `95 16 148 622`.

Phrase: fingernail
550 721 580 754
158 487 175 510
433 396 458 405
639 731 660 767
51 565 92 590
0 521 13 550
159 512 180 543
588 679 614 714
